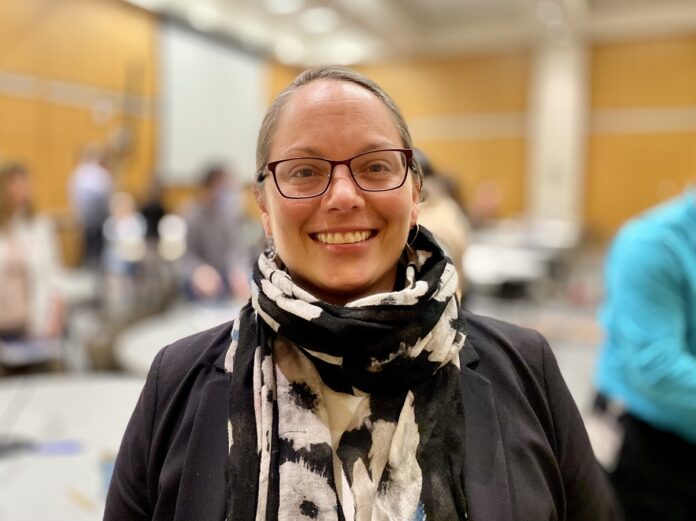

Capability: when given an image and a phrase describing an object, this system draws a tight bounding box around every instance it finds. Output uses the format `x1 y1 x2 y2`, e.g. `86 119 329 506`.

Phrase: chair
0 338 63 375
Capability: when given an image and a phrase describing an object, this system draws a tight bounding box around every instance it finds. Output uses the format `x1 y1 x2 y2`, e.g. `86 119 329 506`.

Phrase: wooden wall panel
585 133 696 239
0 0 157 265
0 0 43 74
265 63 301 101
35 104 147 206
586 36 696 241
422 138 527 217
592 37 696 108
358 55 529 118
0 0 157 94
0 96 40 169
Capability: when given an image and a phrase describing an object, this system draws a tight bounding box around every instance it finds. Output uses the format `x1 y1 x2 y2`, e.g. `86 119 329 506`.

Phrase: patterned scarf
224 228 469 520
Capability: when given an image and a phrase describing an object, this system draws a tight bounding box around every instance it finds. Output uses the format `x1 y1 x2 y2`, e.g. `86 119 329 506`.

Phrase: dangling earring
406 223 420 255
266 236 277 262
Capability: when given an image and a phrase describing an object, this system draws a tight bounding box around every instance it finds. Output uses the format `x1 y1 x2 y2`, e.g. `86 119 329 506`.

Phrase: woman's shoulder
460 310 553 382
150 320 234 388
460 311 575 445
463 311 548 355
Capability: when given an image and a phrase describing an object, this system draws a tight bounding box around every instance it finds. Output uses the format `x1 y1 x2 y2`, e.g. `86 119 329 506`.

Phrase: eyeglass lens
274 150 408 198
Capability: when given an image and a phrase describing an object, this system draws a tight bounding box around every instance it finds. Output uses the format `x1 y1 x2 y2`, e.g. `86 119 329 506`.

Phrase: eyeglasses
257 148 414 199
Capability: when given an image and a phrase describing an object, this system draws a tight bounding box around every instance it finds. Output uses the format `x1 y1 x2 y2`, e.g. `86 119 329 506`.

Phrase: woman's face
258 79 420 305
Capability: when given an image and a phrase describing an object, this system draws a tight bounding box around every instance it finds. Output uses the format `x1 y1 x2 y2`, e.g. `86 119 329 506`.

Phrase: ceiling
124 0 696 65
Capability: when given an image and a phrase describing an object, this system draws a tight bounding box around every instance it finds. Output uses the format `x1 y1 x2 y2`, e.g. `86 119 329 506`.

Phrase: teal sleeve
605 233 696 419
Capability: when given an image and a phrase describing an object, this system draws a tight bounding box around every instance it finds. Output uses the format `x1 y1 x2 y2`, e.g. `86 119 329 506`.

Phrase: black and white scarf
225 228 470 520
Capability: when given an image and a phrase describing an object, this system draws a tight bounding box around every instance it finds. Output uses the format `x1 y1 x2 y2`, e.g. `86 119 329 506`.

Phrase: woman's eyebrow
356 142 400 154
281 142 399 159
281 147 323 157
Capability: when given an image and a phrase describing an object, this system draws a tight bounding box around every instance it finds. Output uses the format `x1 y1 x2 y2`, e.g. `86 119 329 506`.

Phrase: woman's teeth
316 230 371 244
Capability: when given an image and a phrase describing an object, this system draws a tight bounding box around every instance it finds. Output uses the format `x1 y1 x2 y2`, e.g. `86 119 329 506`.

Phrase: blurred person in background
105 66 617 521
140 176 167 242
594 188 696 521
0 163 65 356
181 164 254 301
415 148 470 300
68 142 113 267
100 191 149 316
102 192 148 277
469 178 502 228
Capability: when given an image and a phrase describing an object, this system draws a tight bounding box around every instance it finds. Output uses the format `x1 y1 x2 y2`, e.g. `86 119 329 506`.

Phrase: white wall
158 22 267 184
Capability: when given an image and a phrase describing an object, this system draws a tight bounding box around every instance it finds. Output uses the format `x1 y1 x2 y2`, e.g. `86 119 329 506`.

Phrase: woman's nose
322 165 365 211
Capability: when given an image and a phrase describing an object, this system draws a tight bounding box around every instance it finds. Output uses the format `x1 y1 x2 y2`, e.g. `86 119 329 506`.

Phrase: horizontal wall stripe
0 70 38 99
409 112 528 141
46 80 152 118
0 69 152 118
7 67 695 138
411 107 696 140
591 106 696 134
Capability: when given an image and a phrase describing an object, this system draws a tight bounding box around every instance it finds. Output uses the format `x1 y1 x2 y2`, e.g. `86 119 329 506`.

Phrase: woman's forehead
273 80 401 146
293 78 376 103
281 79 393 122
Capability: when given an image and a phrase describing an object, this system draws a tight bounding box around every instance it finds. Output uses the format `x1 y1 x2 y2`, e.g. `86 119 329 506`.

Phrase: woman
105 67 618 520
0 163 64 359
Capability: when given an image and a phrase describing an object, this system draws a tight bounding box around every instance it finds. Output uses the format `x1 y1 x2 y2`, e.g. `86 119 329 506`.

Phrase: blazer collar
214 345 227 372
213 320 234 372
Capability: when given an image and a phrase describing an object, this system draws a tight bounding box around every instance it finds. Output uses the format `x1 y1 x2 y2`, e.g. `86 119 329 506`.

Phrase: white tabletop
0 374 144 521
465 243 549 287
464 218 581 290
114 300 242 376
472 218 581 252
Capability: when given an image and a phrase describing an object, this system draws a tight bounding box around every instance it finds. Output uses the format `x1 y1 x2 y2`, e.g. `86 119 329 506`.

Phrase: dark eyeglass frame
256 148 415 199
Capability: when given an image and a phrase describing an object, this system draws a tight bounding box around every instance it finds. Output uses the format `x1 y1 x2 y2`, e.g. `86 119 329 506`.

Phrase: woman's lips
313 230 375 245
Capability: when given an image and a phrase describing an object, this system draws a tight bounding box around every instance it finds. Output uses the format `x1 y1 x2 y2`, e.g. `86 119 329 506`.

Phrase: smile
314 230 374 245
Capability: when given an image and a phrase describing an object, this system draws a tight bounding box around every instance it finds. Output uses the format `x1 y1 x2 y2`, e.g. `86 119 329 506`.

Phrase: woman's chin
299 274 395 306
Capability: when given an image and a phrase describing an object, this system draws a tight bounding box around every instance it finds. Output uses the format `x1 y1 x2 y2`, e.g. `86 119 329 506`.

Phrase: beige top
418 179 470 296
0 216 63 337
321 382 365 521
0 231 30 333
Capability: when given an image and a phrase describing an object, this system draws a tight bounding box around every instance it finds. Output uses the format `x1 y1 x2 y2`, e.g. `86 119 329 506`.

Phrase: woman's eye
290 167 319 178
366 162 391 173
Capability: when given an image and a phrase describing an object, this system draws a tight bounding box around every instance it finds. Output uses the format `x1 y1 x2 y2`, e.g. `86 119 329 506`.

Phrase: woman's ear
253 184 271 235
261 213 272 238
410 183 420 227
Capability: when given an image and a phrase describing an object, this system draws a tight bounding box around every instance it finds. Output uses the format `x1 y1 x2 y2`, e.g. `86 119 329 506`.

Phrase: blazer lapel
174 349 230 521
173 357 230 521
459 340 514 521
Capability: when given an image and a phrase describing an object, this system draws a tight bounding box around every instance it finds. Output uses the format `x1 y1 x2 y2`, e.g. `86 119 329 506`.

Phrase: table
114 300 242 376
465 218 581 292
0 374 144 521
464 243 550 289
471 218 581 252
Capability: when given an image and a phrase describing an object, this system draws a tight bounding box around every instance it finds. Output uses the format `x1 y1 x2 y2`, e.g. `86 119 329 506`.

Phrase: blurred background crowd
0 0 695 519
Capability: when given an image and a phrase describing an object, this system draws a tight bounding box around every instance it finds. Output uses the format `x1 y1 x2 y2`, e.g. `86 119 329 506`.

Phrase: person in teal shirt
595 189 696 521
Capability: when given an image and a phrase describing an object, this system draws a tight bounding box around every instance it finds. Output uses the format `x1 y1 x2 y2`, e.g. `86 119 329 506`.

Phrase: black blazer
104 312 620 520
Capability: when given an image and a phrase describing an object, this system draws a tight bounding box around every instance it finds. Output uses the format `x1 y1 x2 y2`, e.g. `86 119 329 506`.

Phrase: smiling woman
104 67 620 521
255 76 419 304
